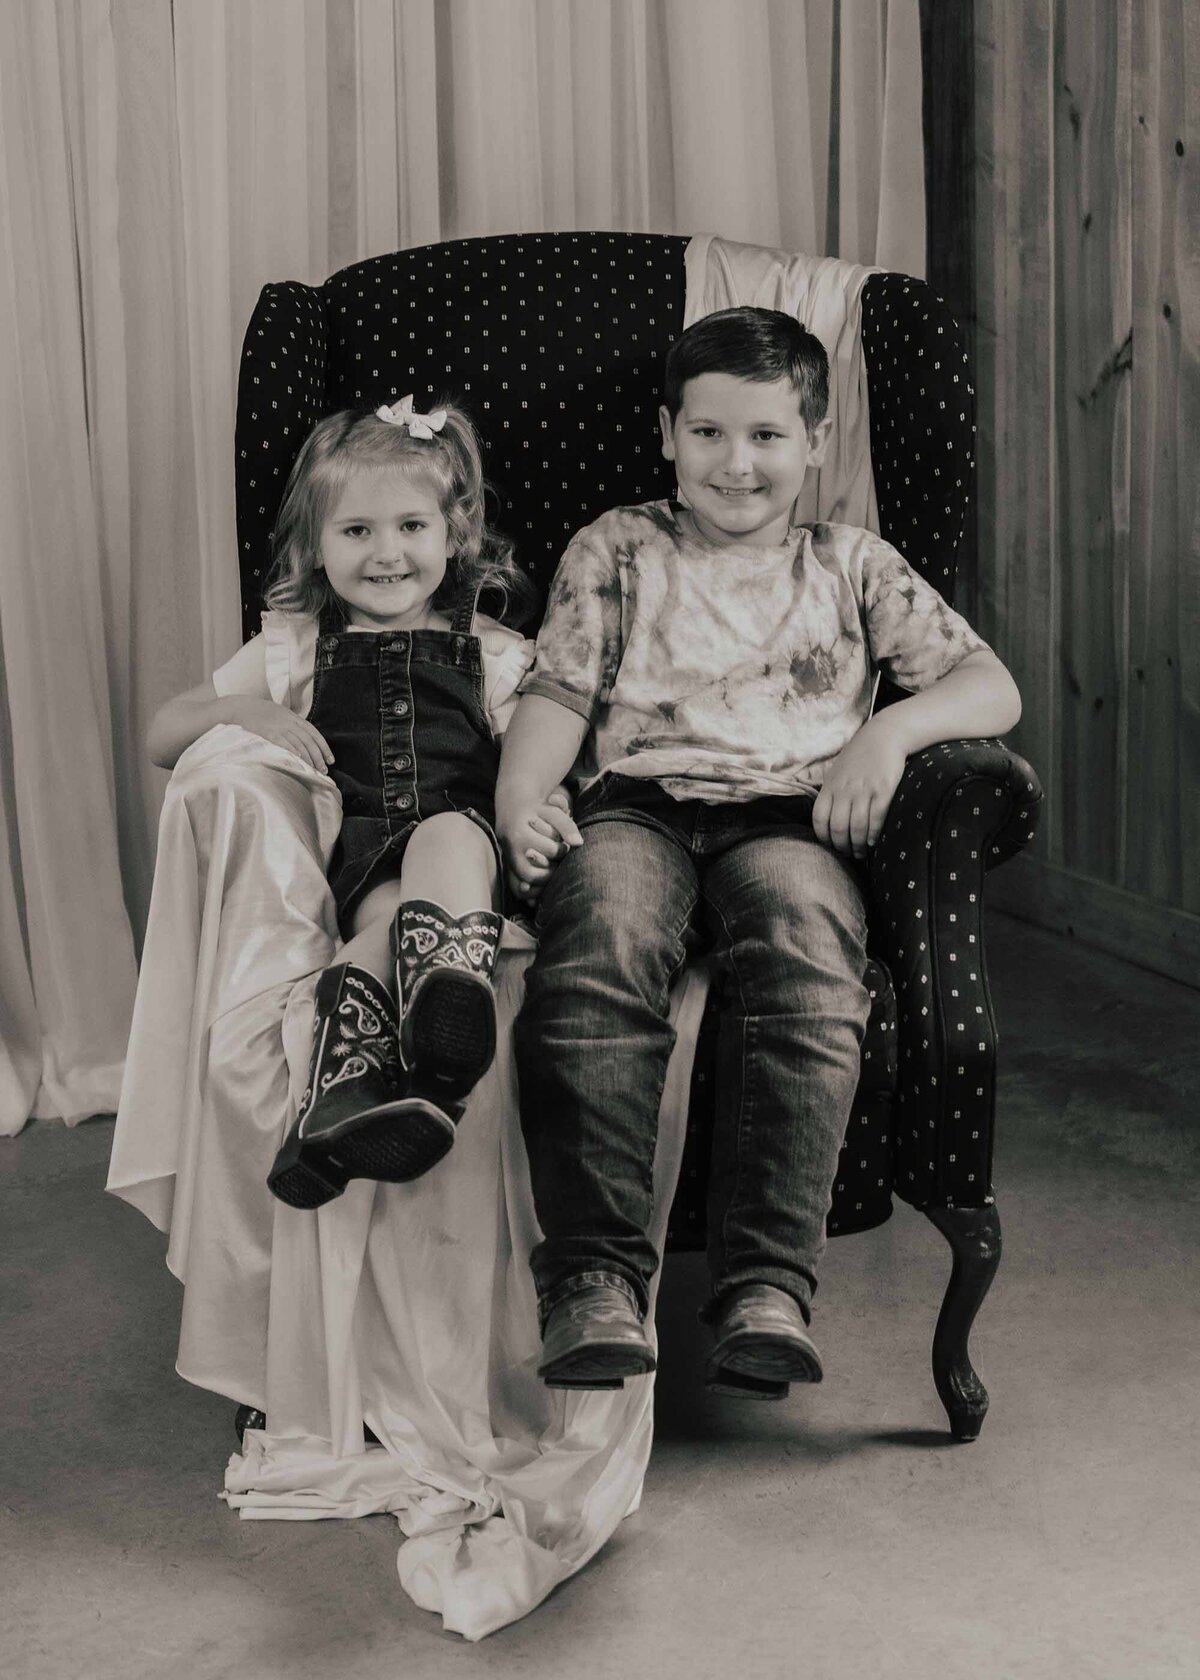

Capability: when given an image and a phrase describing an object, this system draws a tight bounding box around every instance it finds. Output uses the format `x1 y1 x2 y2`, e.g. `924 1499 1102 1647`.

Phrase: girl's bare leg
337 813 499 990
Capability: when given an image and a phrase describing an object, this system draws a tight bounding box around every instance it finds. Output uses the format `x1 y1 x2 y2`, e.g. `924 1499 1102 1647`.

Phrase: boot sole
332 1096 457 1183
705 1333 823 1388
402 970 497 1098
267 1097 456 1207
539 1343 657 1388
705 1368 790 1401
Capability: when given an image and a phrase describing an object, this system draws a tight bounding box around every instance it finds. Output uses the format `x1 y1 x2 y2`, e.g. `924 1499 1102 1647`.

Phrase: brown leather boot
537 1283 657 1389
704 1283 822 1399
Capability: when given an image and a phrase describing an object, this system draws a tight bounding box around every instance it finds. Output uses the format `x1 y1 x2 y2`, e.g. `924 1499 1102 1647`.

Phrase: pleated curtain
0 0 924 1135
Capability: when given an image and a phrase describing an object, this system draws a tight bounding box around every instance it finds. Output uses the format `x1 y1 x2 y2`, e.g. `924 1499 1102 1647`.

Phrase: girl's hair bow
375 394 448 439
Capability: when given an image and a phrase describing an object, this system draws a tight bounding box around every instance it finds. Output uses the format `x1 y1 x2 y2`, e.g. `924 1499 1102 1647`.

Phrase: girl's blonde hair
264 403 533 624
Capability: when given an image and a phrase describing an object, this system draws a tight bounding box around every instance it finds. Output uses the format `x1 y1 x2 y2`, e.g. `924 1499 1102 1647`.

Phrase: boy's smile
659 372 831 548
319 468 449 630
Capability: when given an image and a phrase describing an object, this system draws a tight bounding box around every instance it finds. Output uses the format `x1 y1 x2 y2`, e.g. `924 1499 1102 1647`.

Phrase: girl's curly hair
263 402 533 625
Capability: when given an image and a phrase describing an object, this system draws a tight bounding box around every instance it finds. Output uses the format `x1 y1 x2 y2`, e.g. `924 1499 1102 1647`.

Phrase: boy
495 307 1021 1396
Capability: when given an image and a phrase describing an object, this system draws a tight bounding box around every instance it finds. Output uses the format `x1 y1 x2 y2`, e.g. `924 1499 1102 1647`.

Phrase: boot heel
266 1126 349 1209
402 969 497 1096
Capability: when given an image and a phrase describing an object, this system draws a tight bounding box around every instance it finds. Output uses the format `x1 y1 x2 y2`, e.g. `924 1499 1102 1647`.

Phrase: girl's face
318 466 450 630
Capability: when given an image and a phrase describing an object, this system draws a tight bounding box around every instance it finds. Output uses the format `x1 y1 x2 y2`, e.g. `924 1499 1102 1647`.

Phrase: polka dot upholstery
861 273 974 600
867 740 1043 1208
238 232 685 637
234 239 973 631
236 283 328 628
233 233 1045 1244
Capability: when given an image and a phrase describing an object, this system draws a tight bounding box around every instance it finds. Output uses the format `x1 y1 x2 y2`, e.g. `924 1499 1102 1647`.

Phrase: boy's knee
537 851 688 978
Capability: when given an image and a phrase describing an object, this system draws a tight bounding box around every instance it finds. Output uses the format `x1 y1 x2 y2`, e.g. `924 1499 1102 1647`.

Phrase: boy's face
659 373 831 547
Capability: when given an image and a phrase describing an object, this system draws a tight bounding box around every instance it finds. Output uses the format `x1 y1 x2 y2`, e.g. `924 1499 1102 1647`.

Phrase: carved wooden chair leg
924 1202 1002 1441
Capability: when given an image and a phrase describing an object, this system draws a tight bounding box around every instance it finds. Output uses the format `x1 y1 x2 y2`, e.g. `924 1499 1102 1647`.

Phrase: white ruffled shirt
212 610 535 735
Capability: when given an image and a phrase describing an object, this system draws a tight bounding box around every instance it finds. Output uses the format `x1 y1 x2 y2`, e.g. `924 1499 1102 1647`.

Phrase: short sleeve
212 611 319 713
520 528 624 721
211 633 270 700
861 536 988 693
477 618 536 736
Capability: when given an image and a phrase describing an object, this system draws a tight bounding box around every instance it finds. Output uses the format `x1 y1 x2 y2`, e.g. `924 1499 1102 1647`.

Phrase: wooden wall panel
1053 0 1131 885
973 0 1199 980
973 0 1060 856
1129 0 1199 911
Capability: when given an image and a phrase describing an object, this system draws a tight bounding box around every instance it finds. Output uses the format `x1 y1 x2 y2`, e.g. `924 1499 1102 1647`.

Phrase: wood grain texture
988 855 1200 989
1129 0 1199 912
973 0 1059 857
1053 0 1131 884
973 0 1198 964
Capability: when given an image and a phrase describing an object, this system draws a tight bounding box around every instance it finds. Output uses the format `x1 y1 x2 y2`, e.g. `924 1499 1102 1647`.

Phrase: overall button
319 636 338 655
392 754 412 771
391 699 410 716
394 793 414 811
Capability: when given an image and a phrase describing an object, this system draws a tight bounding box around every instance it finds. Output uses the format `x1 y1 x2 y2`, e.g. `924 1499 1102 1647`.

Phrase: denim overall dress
308 591 501 931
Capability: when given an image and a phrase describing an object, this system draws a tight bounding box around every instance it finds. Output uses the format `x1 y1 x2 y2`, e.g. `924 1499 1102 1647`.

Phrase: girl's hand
223 697 334 773
497 791 583 900
812 721 907 859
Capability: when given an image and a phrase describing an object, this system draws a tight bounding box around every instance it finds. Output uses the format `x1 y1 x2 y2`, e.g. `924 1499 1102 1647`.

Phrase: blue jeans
515 775 870 1325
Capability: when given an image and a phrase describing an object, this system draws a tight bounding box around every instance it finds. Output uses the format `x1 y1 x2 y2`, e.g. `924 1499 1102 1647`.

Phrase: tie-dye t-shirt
522 501 988 802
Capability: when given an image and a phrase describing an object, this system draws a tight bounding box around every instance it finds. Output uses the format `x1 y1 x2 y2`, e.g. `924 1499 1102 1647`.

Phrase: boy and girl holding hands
150 306 1020 1401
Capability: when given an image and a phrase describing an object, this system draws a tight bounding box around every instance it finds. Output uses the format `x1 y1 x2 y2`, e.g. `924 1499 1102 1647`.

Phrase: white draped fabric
107 726 710 1637
0 0 924 1122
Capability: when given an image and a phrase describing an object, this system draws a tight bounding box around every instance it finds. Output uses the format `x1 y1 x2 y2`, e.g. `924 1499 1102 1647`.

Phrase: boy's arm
813 648 1021 859
496 695 589 896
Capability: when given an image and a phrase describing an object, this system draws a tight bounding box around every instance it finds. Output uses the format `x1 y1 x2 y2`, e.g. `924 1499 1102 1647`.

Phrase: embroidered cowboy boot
267 962 451 1208
391 900 504 1119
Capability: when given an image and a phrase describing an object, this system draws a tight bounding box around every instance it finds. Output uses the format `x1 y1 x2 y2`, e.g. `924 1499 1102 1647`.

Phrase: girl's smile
319 468 450 629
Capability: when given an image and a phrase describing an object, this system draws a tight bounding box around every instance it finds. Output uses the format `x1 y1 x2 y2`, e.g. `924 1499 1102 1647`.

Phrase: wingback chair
233 232 1043 1440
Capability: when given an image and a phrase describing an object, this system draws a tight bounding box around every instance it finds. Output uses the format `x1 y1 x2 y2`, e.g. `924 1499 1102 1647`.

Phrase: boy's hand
497 787 583 901
812 720 907 859
223 697 334 773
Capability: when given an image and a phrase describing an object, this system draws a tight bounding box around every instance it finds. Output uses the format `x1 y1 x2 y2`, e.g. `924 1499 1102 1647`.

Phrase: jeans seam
707 893 756 1292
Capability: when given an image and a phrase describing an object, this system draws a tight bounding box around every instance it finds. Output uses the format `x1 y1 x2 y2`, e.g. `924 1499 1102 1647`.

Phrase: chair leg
924 1202 1002 1442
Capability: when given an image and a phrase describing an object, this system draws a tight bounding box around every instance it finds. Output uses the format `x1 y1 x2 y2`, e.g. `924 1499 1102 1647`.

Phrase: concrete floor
2 911 1198 1680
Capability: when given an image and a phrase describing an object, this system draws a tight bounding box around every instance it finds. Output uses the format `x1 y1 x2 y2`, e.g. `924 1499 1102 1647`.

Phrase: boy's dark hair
661 306 830 430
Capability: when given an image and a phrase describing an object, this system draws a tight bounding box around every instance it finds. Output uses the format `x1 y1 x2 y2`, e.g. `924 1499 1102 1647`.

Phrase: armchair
234 232 1042 1440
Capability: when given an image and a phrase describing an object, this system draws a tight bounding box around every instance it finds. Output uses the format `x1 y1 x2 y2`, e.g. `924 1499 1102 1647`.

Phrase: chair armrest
865 739 1044 1209
235 282 329 640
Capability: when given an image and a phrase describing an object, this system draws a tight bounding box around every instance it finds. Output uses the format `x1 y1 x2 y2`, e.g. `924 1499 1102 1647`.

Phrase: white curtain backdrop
0 0 924 1135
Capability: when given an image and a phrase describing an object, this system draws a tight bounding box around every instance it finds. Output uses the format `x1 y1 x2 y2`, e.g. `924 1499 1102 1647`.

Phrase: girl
148 397 580 1210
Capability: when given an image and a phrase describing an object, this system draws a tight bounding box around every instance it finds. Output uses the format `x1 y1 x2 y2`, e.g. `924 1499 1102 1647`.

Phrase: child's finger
539 805 584 848
286 730 324 771
849 796 872 858
524 849 551 872
811 787 831 847
825 796 853 856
